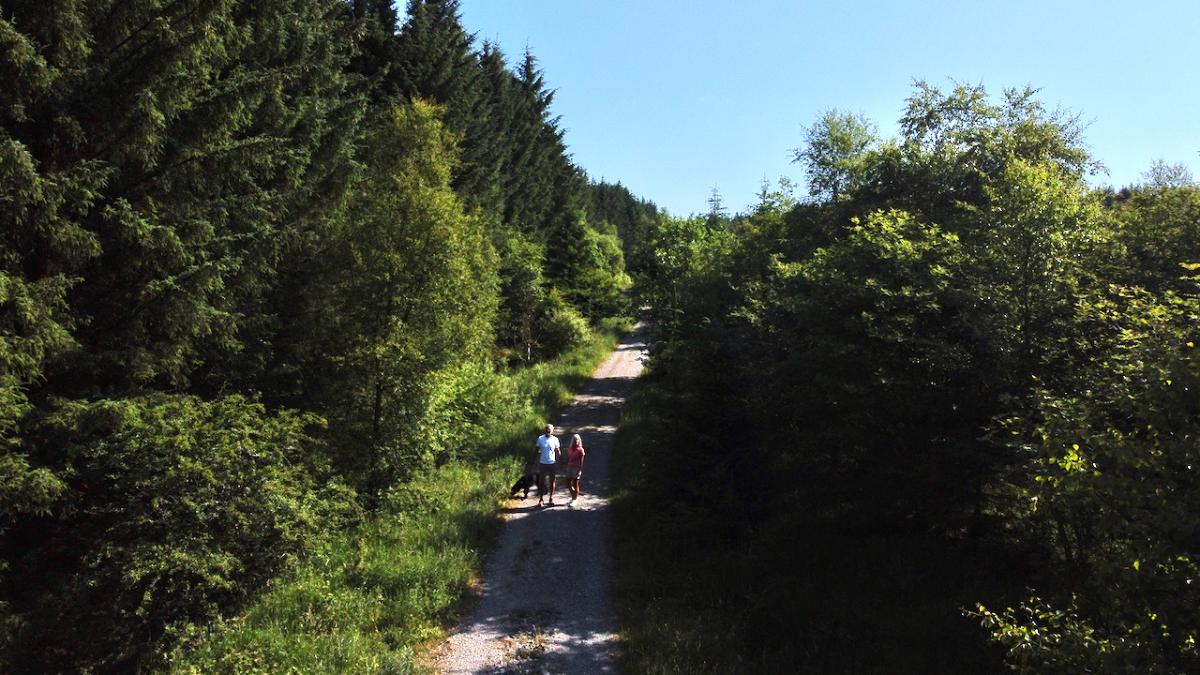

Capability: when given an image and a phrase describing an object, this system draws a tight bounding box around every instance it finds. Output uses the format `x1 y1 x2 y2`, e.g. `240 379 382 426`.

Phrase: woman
565 434 586 507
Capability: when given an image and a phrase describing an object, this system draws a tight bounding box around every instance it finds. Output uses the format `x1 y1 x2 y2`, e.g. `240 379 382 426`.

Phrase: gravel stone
435 324 649 674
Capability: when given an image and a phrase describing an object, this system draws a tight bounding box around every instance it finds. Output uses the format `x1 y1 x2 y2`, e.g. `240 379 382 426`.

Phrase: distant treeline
0 0 659 671
626 83 1199 672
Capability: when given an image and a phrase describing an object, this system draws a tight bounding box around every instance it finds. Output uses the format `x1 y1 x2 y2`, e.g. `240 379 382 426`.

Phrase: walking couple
534 423 585 508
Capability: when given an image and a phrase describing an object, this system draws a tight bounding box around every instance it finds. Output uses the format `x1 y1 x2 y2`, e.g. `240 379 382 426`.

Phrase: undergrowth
167 318 630 673
611 368 1006 674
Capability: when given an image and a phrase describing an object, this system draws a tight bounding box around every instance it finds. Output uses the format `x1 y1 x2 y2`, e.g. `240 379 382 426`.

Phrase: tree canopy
0 1 654 670
629 81 1199 672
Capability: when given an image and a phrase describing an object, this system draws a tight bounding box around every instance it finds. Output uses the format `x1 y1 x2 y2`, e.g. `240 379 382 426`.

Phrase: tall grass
167 319 630 674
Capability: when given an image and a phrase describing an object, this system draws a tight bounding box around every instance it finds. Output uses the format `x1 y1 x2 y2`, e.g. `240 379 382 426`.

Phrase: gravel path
435 323 649 675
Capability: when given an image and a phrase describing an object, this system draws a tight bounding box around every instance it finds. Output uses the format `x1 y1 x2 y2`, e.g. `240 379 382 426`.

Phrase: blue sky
456 0 1200 216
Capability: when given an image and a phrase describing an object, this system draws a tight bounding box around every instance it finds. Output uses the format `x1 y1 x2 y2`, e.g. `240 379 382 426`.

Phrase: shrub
4 395 356 672
535 289 589 359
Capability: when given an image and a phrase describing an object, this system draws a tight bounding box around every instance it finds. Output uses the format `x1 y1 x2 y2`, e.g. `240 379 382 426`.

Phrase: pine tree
3 0 361 397
472 40 517 215
504 50 575 239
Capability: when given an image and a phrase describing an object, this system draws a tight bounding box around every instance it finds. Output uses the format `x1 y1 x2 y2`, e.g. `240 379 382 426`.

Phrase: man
534 423 561 508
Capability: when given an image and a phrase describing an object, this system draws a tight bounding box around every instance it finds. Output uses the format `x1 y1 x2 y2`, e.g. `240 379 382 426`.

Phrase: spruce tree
347 0 403 102
3 0 360 397
394 0 498 205
504 50 565 239
1 1 362 669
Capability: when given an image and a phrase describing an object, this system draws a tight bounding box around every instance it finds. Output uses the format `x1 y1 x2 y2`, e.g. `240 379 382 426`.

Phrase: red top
567 443 585 469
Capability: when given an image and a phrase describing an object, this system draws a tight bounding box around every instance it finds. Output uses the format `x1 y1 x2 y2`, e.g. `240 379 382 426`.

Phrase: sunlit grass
167 320 629 674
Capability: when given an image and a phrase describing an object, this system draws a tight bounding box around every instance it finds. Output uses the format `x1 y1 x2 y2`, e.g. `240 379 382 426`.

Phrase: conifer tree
347 0 403 102
1 1 362 669
395 0 498 205
2 0 360 398
473 40 517 215
503 50 565 238
587 180 663 277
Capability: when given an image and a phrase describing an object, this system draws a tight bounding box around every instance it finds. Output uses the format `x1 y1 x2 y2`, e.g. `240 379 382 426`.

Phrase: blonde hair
571 434 583 448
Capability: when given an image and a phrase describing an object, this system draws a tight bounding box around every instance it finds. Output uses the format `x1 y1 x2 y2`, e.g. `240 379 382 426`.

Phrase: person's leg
536 469 547 505
547 470 557 504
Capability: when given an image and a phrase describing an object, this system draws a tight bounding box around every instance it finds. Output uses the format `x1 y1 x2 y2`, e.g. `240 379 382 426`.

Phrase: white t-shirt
537 434 560 464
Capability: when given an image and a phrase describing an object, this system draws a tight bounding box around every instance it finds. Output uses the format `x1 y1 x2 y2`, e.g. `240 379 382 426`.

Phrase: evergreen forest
1 1 654 671
2 1 1197 673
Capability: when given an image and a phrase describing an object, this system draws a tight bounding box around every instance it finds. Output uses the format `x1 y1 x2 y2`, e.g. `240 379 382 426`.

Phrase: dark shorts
538 462 557 478
565 466 582 479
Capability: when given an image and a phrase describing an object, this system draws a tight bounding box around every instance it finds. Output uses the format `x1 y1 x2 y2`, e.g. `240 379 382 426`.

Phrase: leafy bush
979 287 1200 673
167 320 629 672
4 395 356 672
535 288 590 359
422 361 525 463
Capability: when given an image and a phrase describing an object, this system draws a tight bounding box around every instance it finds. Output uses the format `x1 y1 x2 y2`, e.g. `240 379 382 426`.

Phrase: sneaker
566 498 576 507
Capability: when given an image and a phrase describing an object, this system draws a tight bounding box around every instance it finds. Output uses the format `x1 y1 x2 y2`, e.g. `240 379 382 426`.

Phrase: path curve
435 323 649 674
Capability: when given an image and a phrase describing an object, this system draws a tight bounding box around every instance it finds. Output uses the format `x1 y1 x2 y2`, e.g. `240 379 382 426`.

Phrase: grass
166 318 631 674
469 316 635 466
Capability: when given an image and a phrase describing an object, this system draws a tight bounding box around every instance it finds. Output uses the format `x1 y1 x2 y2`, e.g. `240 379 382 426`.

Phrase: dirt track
435 323 649 674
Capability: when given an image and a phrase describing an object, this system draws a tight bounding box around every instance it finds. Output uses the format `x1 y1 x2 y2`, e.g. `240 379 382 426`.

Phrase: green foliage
618 81 1199 672
537 288 591 357
792 109 878 201
976 598 1138 674
2 0 360 393
636 213 738 340
168 460 506 675
967 159 1108 380
0 0 646 669
979 287 1200 672
587 180 664 278
548 210 633 321
337 99 499 488
263 99 499 494
493 228 594 363
494 229 550 362
6 395 356 672
168 321 627 673
1107 182 1200 294
0 271 73 529
164 460 499 674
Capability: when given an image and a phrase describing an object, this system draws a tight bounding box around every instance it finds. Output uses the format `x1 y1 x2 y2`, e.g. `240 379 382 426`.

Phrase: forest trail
434 323 649 674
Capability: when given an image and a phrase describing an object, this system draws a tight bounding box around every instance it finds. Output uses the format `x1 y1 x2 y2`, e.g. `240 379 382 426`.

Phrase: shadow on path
437 324 649 674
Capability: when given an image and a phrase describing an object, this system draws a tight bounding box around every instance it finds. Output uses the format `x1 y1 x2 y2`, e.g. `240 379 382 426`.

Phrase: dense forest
617 83 1199 673
4 1 1197 673
0 0 658 671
